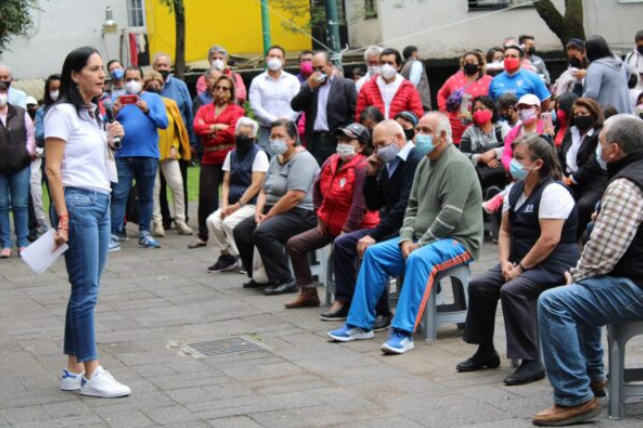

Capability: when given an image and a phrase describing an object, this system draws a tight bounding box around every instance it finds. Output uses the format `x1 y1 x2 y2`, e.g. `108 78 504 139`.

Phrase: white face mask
519 107 537 124
125 80 142 95
381 63 397 80
267 58 283 72
0 94 7 107
368 65 381 76
211 59 225 71
336 143 356 160
49 90 60 101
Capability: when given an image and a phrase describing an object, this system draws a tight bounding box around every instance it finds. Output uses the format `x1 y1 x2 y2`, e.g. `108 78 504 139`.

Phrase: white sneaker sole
60 380 82 391
79 387 131 398
108 246 121 253
328 330 374 342
381 341 415 355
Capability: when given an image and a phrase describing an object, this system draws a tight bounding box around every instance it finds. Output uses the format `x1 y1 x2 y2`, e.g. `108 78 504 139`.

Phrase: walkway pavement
1 223 642 427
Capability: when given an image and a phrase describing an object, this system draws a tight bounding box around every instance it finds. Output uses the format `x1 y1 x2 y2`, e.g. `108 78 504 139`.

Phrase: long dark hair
472 95 499 123
59 46 101 119
514 135 562 181
43 74 61 107
585 35 613 63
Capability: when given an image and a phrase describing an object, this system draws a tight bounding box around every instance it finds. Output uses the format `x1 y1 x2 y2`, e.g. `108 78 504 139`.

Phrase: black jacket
558 127 607 195
291 75 357 144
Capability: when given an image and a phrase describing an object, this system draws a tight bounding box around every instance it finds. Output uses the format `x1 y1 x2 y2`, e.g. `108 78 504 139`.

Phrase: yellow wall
145 0 312 63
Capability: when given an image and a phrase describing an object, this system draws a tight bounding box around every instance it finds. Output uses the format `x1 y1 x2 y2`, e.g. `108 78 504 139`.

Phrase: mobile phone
119 94 138 105
315 73 327 83
542 112 553 130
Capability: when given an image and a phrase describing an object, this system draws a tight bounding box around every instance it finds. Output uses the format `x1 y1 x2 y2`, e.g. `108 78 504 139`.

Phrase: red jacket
314 154 380 236
355 77 424 122
193 103 245 165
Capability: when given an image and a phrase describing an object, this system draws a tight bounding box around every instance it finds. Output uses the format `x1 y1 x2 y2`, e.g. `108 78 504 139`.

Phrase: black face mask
235 135 255 154
527 46 536 56
568 57 582 68
501 113 514 123
27 108 37 120
146 88 162 94
463 63 479 76
404 128 416 141
573 115 595 132
637 46 643 55
159 70 170 80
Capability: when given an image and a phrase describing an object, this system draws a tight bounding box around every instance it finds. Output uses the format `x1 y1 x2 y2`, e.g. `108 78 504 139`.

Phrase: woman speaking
45 47 130 398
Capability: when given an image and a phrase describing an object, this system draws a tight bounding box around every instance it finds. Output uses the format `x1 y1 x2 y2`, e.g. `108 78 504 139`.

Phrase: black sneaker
373 312 393 332
207 256 239 273
320 304 349 321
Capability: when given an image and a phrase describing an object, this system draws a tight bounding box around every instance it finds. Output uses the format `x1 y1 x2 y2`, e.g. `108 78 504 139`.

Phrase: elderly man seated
328 112 484 354
533 114 643 427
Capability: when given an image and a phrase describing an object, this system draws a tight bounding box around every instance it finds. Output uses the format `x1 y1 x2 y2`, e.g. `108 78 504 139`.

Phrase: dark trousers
575 187 602 241
309 131 336 167
234 207 317 284
476 164 507 189
463 264 548 361
333 229 390 314
197 164 223 241
159 158 190 227
287 227 334 287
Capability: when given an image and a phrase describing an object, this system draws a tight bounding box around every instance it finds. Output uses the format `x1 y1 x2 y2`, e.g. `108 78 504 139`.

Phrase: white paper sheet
21 229 69 274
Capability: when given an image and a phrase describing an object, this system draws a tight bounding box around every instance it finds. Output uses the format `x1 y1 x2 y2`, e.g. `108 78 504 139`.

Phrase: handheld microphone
102 98 122 150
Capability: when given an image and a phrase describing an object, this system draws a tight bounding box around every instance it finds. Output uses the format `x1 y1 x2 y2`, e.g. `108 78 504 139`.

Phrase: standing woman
45 47 130 397
0 80 35 258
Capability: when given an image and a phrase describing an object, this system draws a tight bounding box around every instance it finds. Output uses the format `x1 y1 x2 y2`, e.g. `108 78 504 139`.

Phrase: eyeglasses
214 86 231 92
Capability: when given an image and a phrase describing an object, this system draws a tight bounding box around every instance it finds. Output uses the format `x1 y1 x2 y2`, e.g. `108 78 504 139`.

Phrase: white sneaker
79 366 131 398
176 221 194 235
60 368 84 391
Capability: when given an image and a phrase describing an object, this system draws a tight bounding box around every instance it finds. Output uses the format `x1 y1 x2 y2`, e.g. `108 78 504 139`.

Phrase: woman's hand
107 121 125 148
54 228 68 248
169 147 178 160
357 235 376 258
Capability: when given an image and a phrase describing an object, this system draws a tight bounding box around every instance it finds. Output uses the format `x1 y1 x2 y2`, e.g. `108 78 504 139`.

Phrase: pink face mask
300 61 313 77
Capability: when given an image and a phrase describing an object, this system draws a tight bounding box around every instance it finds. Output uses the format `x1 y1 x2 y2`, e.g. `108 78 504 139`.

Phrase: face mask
159 70 170 81
510 158 530 181
111 68 125 80
473 110 493 126
463 63 479 76
377 142 401 164
568 57 582 68
49 90 60 101
527 46 536 56
381 63 397 80
415 134 436 157
637 46 643 55
236 135 254 153
504 57 521 73
556 109 567 125
500 114 513 123
146 87 161 94
299 61 313 77
269 139 288 155
336 143 356 160
595 143 608 171
211 59 225 71
518 108 537 125
28 108 37 120
125 80 142 95
267 58 283 72
404 128 416 141
0 94 8 107
573 115 595 132
368 65 381 76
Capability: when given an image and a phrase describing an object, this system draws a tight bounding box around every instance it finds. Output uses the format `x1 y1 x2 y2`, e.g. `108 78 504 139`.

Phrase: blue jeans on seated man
111 157 158 235
538 276 643 407
0 165 31 249
347 237 472 333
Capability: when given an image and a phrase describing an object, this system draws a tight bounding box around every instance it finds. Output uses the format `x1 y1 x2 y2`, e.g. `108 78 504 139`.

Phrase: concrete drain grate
182 336 267 358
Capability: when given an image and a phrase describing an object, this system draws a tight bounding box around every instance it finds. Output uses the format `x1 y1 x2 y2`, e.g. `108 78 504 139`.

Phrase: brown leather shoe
590 379 607 397
284 287 320 309
533 397 600 426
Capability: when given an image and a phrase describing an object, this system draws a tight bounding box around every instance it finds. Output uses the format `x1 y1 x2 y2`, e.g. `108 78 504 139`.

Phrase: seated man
328 112 484 354
533 114 643 427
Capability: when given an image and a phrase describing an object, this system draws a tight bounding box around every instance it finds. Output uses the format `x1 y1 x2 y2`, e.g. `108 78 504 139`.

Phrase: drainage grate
183 336 267 357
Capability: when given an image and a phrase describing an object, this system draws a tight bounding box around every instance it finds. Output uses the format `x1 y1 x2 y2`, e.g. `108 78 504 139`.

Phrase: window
468 0 532 11
365 0 378 19
128 0 145 28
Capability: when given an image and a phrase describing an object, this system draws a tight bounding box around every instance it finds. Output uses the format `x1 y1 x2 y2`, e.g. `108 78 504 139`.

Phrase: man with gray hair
0 65 27 108
196 45 247 102
356 46 383 93
329 113 484 354
534 114 643 427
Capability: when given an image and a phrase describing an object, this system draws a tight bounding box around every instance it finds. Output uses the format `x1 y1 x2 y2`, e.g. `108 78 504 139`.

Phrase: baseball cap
333 123 370 144
516 94 541 108
26 96 38 106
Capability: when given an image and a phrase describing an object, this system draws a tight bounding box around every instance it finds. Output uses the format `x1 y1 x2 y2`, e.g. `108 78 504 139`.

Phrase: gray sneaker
139 233 161 249
108 235 121 252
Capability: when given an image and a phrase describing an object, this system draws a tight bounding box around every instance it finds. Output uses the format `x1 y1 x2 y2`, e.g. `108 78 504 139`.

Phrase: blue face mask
269 139 288 155
415 134 435 157
510 158 530 181
110 68 124 80
595 143 607 171
377 142 401 164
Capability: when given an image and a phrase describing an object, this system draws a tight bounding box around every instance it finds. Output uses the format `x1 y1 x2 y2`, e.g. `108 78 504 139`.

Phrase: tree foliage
159 0 186 79
533 0 585 50
0 0 40 56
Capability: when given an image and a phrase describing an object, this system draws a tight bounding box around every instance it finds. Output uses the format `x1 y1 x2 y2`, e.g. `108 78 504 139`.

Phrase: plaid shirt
572 178 643 282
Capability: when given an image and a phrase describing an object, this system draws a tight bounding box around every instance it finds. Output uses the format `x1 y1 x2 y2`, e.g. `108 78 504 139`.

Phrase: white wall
345 0 383 49
0 0 129 80
584 0 643 55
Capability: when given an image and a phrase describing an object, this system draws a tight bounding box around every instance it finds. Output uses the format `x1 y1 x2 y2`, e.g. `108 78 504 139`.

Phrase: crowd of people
1 28 643 426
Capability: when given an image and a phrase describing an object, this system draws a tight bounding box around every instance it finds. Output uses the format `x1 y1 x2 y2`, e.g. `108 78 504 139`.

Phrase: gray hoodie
583 56 633 114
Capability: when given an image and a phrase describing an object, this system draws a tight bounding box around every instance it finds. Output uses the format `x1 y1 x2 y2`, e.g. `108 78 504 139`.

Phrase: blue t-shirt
115 91 168 158
489 69 551 102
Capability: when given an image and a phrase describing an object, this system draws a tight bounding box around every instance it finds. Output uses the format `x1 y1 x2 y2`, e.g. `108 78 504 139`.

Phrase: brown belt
204 144 234 153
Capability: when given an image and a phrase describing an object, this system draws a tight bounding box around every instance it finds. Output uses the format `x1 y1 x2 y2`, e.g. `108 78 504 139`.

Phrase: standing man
356 46 383 93
107 60 127 99
519 35 551 85
401 45 432 111
0 65 27 108
355 48 424 122
152 52 196 228
110 67 168 251
625 30 643 90
196 45 247 102
534 115 643 426
296 50 315 84
291 51 357 166
249 45 301 155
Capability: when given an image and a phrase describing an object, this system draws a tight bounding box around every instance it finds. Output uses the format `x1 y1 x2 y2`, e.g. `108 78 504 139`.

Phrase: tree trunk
173 0 186 79
534 0 586 50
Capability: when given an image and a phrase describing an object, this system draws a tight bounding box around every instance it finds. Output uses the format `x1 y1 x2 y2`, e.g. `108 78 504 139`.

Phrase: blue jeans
0 165 31 248
347 237 472 333
111 157 158 235
61 187 111 362
539 276 643 406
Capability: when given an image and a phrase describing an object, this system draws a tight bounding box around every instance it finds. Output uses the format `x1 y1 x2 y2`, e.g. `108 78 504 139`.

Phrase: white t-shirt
222 149 270 172
503 182 575 219
44 103 112 194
